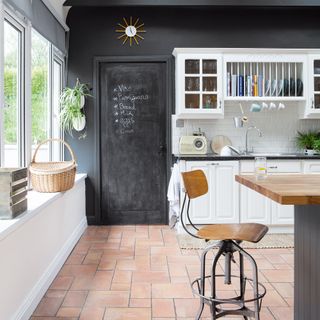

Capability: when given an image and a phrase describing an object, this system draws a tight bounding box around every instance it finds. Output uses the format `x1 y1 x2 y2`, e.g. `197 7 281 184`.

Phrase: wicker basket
29 139 77 193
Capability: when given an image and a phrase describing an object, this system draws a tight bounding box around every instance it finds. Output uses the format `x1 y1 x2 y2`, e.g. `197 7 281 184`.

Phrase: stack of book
227 73 264 97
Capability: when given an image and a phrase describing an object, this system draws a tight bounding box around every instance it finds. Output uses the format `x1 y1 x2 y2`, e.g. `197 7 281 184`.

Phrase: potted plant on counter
59 79 91 138
295 131 320 155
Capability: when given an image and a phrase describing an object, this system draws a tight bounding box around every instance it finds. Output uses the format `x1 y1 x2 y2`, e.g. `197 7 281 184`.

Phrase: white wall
172 103 320 154
0 176 87 320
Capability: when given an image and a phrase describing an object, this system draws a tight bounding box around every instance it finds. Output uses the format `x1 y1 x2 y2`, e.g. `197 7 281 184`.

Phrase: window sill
0 173 87 241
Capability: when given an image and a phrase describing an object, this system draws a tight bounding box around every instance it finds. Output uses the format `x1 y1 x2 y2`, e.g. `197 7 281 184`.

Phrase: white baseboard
13 217 87 320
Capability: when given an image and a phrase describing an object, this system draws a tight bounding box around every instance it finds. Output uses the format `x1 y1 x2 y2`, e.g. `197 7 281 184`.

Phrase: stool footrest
191 274 266 317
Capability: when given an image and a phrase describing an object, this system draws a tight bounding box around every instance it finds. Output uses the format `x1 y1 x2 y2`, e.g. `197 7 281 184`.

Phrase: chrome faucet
245 126 262 154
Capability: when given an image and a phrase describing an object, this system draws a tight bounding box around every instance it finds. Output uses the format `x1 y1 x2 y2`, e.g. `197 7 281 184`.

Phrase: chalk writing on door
112 84 149 134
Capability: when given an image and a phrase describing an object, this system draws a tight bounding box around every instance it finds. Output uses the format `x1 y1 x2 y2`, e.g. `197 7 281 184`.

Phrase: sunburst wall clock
116 17 146 46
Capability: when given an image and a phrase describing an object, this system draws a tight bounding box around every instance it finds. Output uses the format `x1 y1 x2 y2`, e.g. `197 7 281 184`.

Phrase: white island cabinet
180 160 239 224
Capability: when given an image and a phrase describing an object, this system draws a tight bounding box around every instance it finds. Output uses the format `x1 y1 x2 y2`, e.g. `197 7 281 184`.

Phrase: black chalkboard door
99 59 168 224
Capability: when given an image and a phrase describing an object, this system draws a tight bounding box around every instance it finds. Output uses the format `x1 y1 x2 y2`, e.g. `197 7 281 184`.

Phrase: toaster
179 136 208 154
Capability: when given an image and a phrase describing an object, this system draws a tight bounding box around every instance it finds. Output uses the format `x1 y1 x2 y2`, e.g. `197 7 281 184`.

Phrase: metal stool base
194 240 266 320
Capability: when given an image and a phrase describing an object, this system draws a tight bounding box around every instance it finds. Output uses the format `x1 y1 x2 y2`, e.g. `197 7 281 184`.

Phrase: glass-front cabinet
306 55 320 117
173 50 223 119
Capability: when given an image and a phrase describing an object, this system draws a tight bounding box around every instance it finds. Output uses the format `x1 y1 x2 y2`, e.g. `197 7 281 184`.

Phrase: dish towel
167 163 181 228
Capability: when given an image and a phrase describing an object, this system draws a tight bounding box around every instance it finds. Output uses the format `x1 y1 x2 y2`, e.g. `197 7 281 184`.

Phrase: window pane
4 21 21 167
52 59 62 161
31 30 50 161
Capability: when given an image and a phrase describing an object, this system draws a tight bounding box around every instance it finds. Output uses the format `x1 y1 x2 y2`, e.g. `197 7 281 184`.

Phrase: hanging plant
59 79 91 137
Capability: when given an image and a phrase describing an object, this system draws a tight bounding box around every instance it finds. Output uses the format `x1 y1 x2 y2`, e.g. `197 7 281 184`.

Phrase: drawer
240 160 302 174
303 160 320 173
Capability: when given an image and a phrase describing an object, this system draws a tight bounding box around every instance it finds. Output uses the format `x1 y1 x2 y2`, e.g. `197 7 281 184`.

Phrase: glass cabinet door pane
314 60 320 74
185 94 200 109
185 60 199 74
314 77 320 92
202 94 217 109
203 60 217 74
314 94 320 109
203 77 217 92
185 77 200 91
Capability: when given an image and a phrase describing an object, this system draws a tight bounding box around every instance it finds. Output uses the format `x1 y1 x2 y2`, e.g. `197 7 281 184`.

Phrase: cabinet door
240 185 271 224
305 55 320 118
303 160 320 173
211 161 239 223
176 53 223 119
185 162 212 224
271 201 294 225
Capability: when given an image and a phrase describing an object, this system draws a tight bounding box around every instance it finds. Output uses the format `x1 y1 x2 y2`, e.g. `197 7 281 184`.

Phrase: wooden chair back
181 170 208 199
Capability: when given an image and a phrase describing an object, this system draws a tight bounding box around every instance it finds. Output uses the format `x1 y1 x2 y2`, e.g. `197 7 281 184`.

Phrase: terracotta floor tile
269 306 294 320
79 306 105 320
59 264 97 277
111 283 131 291
263 289 288 307
132 271 170 283
45 290 67 299
152 298 175 317
70 271 113 290
98 260 116 270
272 282 294 298
113 270 132 283
116 259 150 271
62 290 88 307
49 276 74 290
130 298 151 308
103 307 151 320
168 262 188 277
56 307 82 317
131 283 151 298
84 290 129 308
261 269 294 283
65 253 86 265
33 297 64 317
83 250 103 264
152 283 193 298
174 298 211 317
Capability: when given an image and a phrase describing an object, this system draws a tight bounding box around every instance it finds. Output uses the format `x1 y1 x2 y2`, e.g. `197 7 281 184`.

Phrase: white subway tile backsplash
172 104 320 154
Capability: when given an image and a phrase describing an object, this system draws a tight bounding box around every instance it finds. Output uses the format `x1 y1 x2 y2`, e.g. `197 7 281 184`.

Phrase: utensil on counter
211 135 232 154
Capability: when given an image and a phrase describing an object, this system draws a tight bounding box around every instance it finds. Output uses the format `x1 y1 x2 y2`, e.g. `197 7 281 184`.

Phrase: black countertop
174 153 320 160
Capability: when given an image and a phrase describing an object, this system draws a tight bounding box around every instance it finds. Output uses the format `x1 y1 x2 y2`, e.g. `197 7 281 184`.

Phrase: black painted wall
67 6 320 224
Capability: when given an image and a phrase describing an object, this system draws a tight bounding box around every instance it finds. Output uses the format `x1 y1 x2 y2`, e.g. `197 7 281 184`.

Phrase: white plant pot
305 149 315 155
80 95 85 109
72 115 86 131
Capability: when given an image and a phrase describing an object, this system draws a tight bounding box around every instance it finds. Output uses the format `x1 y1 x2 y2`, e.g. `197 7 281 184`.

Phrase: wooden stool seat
197 223 268 243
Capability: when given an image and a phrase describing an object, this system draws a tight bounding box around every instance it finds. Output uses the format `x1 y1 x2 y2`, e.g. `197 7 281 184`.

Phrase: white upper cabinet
173 50 223 119
172 48 320 119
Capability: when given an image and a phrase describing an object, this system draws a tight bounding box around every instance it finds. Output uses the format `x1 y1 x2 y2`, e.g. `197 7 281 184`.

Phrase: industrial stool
181 170 268 320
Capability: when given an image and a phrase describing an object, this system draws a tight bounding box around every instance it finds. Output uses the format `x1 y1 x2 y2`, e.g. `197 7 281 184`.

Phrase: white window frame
2 7 27 167
0 3 65 167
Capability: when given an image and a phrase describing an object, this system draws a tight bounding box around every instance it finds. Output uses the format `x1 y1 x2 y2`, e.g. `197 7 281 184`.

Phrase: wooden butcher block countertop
235 174 320 205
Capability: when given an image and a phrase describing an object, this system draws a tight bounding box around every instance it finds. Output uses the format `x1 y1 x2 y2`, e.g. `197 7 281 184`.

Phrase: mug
250 103 262 112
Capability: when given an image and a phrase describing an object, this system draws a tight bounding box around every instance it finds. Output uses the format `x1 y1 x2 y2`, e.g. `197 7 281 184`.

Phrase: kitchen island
235 174 320 319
